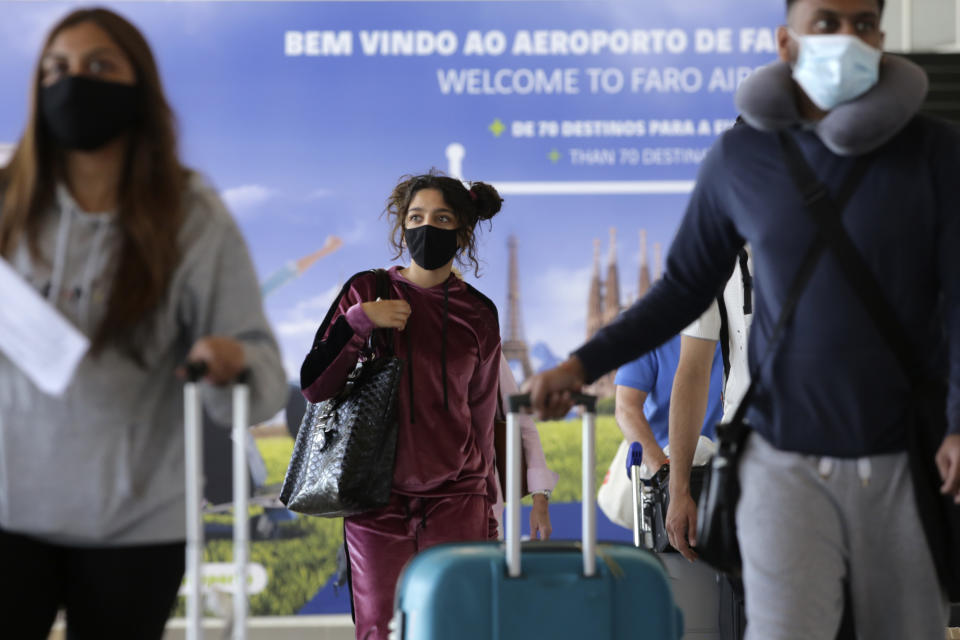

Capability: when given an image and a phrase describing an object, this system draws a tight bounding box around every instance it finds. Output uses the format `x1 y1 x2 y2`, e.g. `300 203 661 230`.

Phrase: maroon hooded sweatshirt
300 266 502 501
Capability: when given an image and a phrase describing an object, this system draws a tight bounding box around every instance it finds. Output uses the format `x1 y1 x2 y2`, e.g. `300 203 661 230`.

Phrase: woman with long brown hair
0 9 286 638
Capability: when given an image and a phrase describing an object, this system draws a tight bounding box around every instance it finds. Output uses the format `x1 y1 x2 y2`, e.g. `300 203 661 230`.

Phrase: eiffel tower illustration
503 235 534 381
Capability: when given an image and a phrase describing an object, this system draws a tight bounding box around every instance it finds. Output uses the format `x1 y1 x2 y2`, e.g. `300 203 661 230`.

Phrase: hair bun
468 181 503 221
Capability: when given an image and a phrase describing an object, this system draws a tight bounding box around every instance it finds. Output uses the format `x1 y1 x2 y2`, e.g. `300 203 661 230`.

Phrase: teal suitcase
390 394 683 640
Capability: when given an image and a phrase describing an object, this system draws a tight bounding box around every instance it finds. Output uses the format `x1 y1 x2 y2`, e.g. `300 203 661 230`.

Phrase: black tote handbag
280 269 402 517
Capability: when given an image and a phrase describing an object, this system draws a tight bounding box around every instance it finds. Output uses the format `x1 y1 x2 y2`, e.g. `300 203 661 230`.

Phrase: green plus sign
548 149 561 163
489 119 505 137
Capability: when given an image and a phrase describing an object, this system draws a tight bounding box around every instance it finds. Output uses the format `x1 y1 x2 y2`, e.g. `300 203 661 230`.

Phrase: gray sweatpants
736 432 948 640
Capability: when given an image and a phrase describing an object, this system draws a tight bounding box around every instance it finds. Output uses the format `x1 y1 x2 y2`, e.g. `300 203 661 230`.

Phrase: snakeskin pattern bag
280 269 401 517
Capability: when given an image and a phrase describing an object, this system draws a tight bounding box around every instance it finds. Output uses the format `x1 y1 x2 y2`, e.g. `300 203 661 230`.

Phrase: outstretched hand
521 357 587 420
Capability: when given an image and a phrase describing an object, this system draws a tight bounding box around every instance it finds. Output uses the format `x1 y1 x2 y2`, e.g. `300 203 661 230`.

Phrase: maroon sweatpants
344 492 491 640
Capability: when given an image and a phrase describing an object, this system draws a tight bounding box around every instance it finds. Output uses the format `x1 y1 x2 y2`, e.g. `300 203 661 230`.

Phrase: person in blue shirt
614 335 724 473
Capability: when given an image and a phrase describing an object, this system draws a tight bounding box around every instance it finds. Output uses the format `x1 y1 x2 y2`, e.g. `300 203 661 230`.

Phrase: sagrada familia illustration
585 228 662 398
503 229 662 398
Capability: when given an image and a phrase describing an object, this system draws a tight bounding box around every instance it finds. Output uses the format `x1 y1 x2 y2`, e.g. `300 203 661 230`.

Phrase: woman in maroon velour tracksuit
300 173 504 640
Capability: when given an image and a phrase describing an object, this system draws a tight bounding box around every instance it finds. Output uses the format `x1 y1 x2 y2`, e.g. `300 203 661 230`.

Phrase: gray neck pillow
734 55 928 156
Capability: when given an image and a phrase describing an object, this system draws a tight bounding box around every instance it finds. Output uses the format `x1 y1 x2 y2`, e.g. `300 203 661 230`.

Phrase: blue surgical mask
790 31 882 111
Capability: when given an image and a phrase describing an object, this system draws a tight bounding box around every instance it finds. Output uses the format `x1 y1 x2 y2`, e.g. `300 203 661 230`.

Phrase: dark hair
0 8 186 355
385 171 502 276
787 0 884 13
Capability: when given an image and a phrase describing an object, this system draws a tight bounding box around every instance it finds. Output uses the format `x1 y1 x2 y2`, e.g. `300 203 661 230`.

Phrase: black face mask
404 225 460 271
41 76 140 152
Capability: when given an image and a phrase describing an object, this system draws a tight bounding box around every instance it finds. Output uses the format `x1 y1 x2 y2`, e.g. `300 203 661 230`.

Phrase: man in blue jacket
526 0 959 637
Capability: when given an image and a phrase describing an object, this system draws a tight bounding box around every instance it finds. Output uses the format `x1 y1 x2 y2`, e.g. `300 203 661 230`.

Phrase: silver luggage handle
506 393 597 579
184 362 251 640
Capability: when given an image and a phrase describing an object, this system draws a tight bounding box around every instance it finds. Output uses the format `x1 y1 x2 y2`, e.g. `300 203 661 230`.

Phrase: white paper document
0 257 90 395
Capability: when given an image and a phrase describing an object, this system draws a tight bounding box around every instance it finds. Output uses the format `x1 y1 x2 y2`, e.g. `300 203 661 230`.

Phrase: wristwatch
530 489 551 501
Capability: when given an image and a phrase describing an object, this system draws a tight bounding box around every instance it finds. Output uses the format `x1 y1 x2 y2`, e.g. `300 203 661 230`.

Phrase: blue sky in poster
0 1 783 379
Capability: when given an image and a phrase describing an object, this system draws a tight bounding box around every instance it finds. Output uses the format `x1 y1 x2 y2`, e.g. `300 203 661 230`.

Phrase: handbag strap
723 132 873 432
368 268 396 358
373 268 391 301
778 131 924 388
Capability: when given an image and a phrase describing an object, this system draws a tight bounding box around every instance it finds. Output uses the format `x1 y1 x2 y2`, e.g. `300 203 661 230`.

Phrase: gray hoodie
0 174 287 545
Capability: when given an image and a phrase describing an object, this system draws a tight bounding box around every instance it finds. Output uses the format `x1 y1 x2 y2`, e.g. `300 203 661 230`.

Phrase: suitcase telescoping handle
183 362 251 640
506 393 597 579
